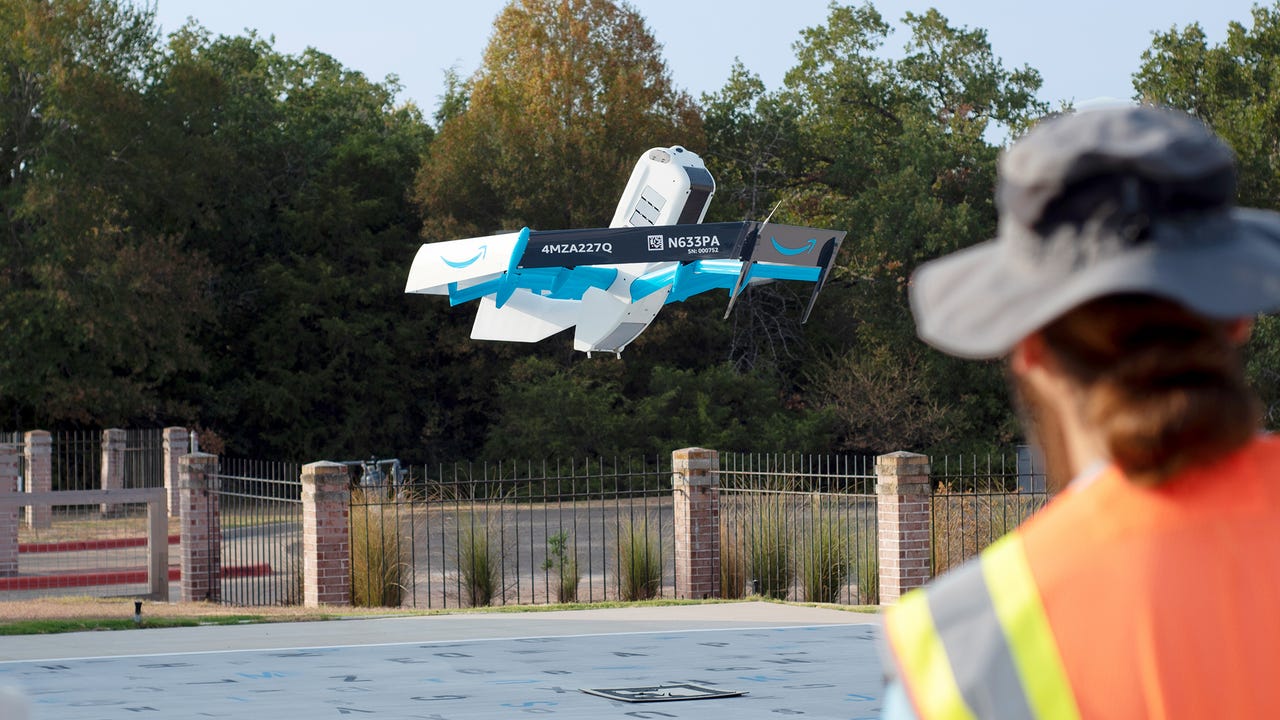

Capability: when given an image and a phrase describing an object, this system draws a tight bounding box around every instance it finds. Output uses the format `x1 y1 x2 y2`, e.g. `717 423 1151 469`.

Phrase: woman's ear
1009 332 1048 378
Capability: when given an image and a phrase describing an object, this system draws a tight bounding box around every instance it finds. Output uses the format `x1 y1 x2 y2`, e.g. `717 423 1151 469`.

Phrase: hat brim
910 208 1280 359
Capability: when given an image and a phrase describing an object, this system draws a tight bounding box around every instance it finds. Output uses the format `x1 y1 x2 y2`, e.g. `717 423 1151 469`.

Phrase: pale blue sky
151 0 1261 118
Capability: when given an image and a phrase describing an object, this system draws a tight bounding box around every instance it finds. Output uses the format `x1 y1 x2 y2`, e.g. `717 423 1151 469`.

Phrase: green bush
459 515 501 607
617 519 662 601
541 530 580 603
350 490 407 607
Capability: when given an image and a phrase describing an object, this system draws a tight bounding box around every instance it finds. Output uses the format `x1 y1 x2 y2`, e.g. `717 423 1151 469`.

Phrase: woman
882 105 1280 718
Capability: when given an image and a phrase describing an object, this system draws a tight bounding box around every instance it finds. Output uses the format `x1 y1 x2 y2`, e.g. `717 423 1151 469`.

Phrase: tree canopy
3 0 1277 463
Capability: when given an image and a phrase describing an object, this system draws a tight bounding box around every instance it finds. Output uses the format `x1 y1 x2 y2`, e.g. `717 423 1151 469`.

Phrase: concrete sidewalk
0 601 880 662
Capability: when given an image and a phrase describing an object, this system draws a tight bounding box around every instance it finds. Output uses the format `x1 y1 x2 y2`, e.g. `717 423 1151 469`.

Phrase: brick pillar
100 428 126 516
179 453 221 602
877 451 932 605
23 431 51 529
302 461 351 607
0 443 18 576
672 447 721 600
163 427 189 517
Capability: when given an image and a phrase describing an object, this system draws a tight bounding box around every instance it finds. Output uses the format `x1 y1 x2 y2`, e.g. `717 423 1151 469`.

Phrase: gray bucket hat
910 105 1280 359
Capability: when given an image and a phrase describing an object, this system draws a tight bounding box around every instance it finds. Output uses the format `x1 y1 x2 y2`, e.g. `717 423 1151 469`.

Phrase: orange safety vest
884 434 1280 719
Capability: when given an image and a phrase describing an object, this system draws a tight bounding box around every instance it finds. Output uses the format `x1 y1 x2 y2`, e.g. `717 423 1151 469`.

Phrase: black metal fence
929 454 1050 575
719 454 879 605
212 458 303 605
350 457 674 609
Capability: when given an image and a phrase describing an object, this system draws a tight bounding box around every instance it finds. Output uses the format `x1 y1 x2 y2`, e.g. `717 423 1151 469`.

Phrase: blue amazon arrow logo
442 245 487 268
771 236 816 256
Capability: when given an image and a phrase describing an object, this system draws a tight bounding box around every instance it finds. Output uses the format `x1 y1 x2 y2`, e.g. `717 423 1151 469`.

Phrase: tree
0 0 212 428
1134 5 1280 428
146 28 439 460
768 4 1045 453
414 0 703 235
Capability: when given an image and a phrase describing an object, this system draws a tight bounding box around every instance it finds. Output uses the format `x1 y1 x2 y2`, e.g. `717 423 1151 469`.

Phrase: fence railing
719 454 878 604
349 457 674 609
0 437 1058 609
212 458 303 605
0 488 168 600
930 454 1050 574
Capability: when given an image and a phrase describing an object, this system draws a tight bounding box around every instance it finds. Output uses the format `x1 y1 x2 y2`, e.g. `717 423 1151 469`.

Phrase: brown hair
1040 294 1261 485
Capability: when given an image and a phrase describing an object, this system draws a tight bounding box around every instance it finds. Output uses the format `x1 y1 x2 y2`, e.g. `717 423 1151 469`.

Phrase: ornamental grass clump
616 518 662 601
799 515 852 604
459 515 502 607
744 493 793 600
350 489 408 607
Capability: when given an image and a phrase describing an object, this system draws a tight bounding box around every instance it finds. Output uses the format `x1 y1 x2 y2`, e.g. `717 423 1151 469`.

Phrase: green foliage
541 530 580 603
459 516 501 607
1134 8 1280 428
0 1 213 427
350 491 408 607
616 518 662 601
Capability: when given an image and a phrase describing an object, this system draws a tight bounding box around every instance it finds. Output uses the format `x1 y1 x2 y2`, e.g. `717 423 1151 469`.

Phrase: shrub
744 494 793 599
932 484 1045 574
350 490 407 607
541 530 580 603
856 535 879 605
800 516 852 604
459 515 501 607
617 518 662 601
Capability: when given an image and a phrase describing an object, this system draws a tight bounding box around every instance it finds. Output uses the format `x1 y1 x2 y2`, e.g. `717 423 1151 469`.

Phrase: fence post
163 427 189 518
179 453 221 602
876 451 932 605
672 447 721 600
23 431 51 529
302 461 350 607
0 443 18 576
100 428 126 516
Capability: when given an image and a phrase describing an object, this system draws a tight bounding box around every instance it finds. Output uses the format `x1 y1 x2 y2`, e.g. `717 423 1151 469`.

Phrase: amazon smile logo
442 245 487 268
770 237 817 256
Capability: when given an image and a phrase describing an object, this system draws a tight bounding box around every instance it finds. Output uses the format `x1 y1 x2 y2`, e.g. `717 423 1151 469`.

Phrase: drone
405 146 846 357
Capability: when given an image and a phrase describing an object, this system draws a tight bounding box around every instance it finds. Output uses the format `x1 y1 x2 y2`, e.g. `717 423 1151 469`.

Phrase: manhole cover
581 683 746 703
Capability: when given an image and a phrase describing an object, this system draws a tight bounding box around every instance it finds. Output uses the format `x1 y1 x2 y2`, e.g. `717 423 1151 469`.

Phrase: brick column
0 443 19 576
23 431 51 529
302 461 351 607
179 453 221 602
672 448 721 600
100 428 126 516
163 427 189 517
877 451 932 605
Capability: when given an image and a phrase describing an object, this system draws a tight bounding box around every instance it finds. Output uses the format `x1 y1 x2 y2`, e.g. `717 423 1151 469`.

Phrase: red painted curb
19 535 182 554
0 563 273 591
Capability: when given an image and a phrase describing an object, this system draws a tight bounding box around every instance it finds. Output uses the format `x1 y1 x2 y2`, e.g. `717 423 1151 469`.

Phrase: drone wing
405 221 845 351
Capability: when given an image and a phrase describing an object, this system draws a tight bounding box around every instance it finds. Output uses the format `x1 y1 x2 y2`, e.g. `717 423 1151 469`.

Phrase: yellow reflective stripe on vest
887 589 977 720
980 533 1081 720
